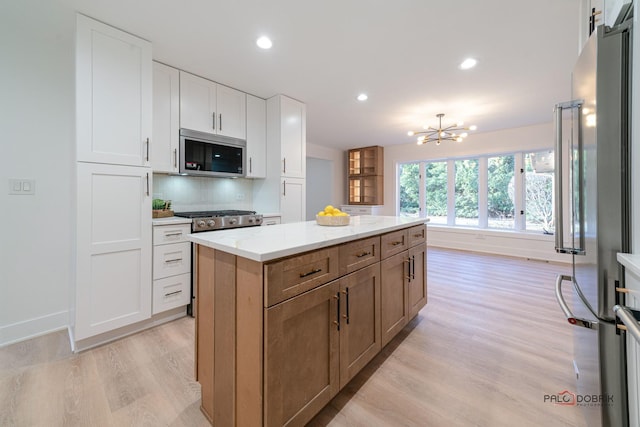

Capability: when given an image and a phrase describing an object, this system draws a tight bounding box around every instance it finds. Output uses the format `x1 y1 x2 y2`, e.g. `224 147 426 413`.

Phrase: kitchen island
189 215 428 426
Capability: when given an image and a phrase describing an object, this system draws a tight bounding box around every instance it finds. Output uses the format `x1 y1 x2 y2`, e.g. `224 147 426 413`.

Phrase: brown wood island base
194 223 427 427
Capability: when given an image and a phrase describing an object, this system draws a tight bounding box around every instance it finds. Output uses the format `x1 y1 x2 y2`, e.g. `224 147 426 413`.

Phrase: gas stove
174 210 263 232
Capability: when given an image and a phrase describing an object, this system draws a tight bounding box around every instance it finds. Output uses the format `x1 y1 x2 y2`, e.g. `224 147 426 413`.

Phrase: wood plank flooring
0 248 583 426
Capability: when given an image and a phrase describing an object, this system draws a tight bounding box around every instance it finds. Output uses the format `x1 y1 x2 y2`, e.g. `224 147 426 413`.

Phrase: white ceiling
71 0 580 149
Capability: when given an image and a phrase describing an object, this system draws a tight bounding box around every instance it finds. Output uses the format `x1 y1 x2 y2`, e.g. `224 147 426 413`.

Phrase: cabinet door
280 177 306 224
407 243 427 319
265 280 340 427
280 96 306 178
246 94 266 178
216 84 246 139
380 251 409 347
75 163 152 340
179 71 216 134
339 264 381 388
152 62 180 173
76 14 152 166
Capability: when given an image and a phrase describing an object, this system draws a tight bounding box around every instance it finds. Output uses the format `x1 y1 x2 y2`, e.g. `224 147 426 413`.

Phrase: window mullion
479 157 488 228
447 159 455 226
514 153 525 231
419 161 426 219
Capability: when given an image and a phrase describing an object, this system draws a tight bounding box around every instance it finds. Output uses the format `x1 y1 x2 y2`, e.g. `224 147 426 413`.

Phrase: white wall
382 122 570 262
307 142 346 207
1 1 76 345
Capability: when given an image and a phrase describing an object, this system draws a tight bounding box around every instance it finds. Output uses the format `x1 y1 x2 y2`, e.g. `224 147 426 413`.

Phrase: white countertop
618 253 640 277
188 215 428 262
152 216 192 226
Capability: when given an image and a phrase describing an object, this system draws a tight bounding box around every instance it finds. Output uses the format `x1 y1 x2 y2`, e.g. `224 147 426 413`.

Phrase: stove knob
229 218 237 225
206 220 215 227
248 217 254 223
197 220 206 227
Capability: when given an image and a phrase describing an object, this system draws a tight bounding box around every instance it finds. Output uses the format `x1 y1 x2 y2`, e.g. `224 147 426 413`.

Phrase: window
454 159 478 226
487 155 515 229
399 162 420 217
524 151 555 233
425 161 448 224
398 148 555 235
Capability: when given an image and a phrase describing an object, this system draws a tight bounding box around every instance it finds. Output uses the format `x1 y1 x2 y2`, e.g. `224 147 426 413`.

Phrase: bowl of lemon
316 205 350 226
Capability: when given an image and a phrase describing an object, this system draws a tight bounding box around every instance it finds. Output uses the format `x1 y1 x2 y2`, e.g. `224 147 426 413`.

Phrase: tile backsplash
153 174 254 212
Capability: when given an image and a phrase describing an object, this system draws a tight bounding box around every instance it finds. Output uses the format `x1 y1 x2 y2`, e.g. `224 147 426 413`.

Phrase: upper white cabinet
268 95 306 178
152 62 180 173
179 71 246 139
246 94 267 178
76 14 152 166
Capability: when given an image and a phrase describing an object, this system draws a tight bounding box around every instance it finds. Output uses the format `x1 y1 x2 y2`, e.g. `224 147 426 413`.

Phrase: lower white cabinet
152 223 191 314
281 177 306 224
340 205 382 216
75 162 152 340
262 215 281 226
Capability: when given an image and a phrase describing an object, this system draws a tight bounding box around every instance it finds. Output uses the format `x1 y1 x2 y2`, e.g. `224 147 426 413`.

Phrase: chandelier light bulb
456 137 463 142
469 125 478 131
408 131 415 136
460 132 468 138
256 36 273 49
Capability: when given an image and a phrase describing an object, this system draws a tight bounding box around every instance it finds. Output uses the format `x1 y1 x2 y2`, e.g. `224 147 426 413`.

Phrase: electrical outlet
9 179 35 195
236 192 245 201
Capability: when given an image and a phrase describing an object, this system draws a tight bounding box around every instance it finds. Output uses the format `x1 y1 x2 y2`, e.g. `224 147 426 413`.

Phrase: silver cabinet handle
614 305 640 344
249 157 252 173
219 113 222 132
165 290 182 297
283 157 286 174
554 274 596 329
165 258 183 264
554 100 584 254
164 232 183 238
173 148 177 168
145 173 150 196
283 180 286 196
145 137 150 162
212 112 216 130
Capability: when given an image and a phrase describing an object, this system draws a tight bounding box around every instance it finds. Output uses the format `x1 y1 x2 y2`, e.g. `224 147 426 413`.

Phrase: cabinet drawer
265 247 340 306
338 236 380 275
153 242 191 279
262 216 281 226
152 273 190 314
153 224 191 245
380 229 408 259
407 224 426 247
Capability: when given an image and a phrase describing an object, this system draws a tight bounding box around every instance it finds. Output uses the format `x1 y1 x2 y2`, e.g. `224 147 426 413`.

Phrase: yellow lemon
317 211 326 216
336 212 348 217
332 208 341 215
324 205 334 214
324 212 333 216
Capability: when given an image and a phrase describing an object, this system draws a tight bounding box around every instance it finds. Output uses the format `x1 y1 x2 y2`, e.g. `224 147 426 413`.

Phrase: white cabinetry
75 15 153 343
254 95 306 223
281 178 306 224
75 163 152 340
76 14 152 167
340 205 382 216
246 94 267 178
152 61 180 173
152 224 191 314
261 215 282 226
179 71 246 139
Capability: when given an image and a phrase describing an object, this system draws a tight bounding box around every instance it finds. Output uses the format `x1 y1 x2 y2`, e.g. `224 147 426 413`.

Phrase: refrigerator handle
555 274 597 329
553 100 584 254
614 305 640 344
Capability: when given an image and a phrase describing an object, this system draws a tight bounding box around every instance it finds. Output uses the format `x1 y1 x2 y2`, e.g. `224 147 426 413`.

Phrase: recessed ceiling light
459 58 477 70
357 93 368 101
256 36 273 49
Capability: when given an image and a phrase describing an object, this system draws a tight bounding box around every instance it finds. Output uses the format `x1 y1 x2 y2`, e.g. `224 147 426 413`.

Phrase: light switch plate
9 179 35 195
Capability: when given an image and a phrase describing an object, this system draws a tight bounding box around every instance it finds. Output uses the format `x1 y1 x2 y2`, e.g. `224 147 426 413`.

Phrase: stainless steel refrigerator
553 20 632 427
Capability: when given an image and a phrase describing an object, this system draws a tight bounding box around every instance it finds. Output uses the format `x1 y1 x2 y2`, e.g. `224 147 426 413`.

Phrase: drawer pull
165 258 183 264
391 241 404 246
356 251 371 258
333 292 340 331
165 290 182 297
164 232 183 237
413 233 423 238
299 268 322 278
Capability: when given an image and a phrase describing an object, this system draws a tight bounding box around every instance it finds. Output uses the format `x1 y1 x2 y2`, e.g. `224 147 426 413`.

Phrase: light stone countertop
152 216 192 226
188 215 428 262
617 253 640 277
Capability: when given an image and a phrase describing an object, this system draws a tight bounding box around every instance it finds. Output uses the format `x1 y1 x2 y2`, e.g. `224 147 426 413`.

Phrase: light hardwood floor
1 248 583 427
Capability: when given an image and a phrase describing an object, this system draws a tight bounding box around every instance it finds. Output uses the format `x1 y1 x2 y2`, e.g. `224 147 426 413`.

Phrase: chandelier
408 113 477 145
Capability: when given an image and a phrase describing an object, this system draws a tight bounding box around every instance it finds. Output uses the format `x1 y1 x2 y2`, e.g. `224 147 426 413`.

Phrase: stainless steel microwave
179 129 245 178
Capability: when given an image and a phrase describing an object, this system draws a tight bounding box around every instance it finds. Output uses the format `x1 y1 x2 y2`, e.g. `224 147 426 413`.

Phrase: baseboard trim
0 310 69 348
